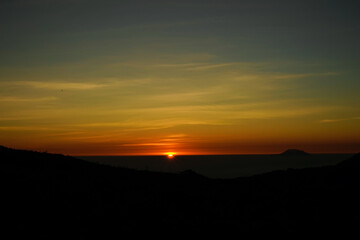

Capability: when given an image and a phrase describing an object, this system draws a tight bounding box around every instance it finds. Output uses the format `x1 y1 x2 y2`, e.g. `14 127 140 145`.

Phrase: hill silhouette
1 145 360 236
337 152 360 167
280 149 310 156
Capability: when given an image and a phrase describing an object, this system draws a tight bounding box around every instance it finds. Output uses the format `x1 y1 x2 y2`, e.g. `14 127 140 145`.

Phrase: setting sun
165 152 176 159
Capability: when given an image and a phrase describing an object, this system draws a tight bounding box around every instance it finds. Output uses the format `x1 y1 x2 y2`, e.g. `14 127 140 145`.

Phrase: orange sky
1 1 359 155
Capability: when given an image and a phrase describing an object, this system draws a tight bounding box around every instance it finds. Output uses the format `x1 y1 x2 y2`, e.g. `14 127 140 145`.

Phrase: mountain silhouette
1 145 360 236
280 149 310 156
337 152 360 167
179 169 207 179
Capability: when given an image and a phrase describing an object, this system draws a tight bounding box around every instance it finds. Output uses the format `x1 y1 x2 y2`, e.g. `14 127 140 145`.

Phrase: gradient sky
0 0 359 155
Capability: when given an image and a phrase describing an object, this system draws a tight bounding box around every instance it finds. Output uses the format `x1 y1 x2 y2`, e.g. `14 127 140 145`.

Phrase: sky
0 0 359 155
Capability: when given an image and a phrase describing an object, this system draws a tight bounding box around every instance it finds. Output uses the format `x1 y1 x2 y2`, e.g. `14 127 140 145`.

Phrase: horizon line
76 152 358 157
1 145 358 157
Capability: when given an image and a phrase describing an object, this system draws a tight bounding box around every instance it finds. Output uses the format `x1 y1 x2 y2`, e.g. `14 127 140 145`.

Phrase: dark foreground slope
1 146 360 236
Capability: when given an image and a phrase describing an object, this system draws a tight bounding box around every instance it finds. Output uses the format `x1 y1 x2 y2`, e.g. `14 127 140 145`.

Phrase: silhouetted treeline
1 145 360 236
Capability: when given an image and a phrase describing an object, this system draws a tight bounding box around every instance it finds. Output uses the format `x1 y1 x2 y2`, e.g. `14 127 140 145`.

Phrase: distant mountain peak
280 149 310 156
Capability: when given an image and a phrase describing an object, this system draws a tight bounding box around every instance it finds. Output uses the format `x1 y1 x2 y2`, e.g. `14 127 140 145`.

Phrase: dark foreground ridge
1 145 360 236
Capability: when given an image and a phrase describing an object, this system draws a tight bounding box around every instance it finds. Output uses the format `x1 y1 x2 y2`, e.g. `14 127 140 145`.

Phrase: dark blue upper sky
1 0 359 66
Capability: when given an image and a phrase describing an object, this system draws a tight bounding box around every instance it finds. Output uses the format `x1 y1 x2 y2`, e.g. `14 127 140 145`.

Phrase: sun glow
165 152 176 159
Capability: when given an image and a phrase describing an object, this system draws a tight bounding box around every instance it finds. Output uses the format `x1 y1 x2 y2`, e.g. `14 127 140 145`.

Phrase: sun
165 152 176 159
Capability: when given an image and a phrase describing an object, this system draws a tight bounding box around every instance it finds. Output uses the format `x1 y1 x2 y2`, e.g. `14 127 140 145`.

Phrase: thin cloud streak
22 81 107 90
0 126 65 131
321 117 360 123
186 63 238 71
120 143 173 147
232 72 338 82
0 96 57 102
0 78 152 90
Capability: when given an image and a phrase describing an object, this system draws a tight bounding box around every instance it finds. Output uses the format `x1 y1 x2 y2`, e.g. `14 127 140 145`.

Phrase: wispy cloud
1 78 152 90
320 117 360 123
71 119 216 131
152 62 258 71
0 96 57 102
20 81 107 90
153 63 206 68
271 72 338 80
232 72 338 82
144 86 236 103
186 63 238 71
120 143 172 147
0 126 62 131
119 134 188 148
116 101 337 126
